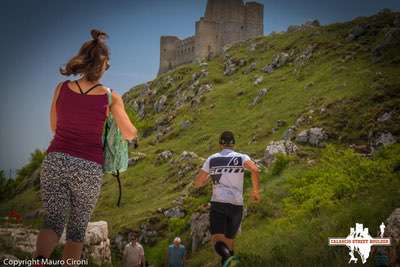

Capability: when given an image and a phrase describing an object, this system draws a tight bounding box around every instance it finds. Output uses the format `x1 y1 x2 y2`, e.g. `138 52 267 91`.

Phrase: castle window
241 25 244 30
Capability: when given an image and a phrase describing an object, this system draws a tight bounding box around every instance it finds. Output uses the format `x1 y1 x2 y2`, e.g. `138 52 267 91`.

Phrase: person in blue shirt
165 237 186 267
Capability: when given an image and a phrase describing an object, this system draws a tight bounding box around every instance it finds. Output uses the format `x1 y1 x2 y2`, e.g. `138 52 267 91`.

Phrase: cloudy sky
1 0 399 177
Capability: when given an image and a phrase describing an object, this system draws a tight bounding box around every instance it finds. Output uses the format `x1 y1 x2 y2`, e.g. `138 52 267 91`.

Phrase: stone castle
158 0 264 75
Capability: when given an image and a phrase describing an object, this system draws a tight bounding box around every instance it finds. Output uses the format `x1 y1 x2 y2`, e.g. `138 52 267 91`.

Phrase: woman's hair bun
90 29 108 41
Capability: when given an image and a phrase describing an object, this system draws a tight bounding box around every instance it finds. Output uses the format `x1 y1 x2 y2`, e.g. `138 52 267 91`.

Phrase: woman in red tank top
33 29 137 267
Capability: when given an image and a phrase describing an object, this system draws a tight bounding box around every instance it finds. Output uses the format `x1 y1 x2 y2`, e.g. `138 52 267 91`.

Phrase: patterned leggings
39 151 103 242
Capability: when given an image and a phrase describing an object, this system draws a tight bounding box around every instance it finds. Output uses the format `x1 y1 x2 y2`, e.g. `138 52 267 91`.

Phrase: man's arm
194 169 209 188
243 160 261 202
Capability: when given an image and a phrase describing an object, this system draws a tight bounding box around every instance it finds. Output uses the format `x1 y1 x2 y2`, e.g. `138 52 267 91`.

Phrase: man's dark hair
219 131 235 146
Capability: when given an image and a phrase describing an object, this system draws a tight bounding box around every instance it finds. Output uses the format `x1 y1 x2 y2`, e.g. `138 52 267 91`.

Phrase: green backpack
102 87 129 207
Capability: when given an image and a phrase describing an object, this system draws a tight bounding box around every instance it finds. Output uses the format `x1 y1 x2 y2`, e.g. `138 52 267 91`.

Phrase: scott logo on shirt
209 157 244 185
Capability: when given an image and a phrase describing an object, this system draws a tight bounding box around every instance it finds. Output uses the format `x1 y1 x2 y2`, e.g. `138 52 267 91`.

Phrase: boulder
262 52 290 73
377 112 392 122
346 25 368 41
295 127 327 147
251 88 269 106
254 76 264 85
298 128 326 146
373 28 400 61
243 62 257 74
191 212 211 253
283 126 297 141
164 207 185 218
128 152 146 167
180 120 192 130
374 132 396 148
154 95 167 113
156 150 173 164
385 208 400 266
60 221 112 265
264 140 298 165
0 225 39 254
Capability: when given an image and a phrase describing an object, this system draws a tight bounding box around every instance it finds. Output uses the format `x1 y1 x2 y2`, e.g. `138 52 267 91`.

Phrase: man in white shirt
194 131 261 266
122 233 145 267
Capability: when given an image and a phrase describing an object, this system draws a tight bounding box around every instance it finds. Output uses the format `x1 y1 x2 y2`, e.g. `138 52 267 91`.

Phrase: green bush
271 153 292 176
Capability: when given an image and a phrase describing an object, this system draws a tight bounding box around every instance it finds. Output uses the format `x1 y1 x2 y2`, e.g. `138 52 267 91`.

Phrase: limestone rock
385 208 400 266
251 88 268 106
377 112 392 122
128 152 146 167
154 95 167 113
180 120 192 129
254 76 264 85
374 132 396 148
60 221 112 265
191 212 211 253
0 225 39 254
262 52 290 73
346 25 368 41
264 140 298 165
296 127 327 147
164 207 185 218
283 126 297 141
156 150 173 164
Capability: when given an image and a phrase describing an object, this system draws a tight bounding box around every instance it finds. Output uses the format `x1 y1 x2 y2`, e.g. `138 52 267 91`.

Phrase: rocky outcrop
59 221 112 266
154 95 167 113
128 152 146 167
262 52 290 73
0 225 38 254
385 208 400 267
264 140 298 165
371 132 397 151
164 207 185 218
296 127 327 147
251 88 269 106
156 150 173 165
372 27 400 62
191 211 211 253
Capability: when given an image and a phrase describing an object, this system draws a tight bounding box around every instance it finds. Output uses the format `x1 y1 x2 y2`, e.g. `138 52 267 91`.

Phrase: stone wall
158 0 264 75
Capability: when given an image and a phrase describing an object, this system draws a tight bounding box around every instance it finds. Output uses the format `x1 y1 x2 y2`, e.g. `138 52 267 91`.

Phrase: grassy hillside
1 10 400 267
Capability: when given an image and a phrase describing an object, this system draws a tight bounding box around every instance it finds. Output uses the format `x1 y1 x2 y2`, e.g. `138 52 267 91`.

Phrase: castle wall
158 0 264 75
158 36 180 75
195 18 218 59
175 36 196 66
244 2 264 39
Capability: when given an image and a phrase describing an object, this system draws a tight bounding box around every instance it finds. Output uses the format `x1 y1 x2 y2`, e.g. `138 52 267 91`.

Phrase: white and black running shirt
201 148 251 206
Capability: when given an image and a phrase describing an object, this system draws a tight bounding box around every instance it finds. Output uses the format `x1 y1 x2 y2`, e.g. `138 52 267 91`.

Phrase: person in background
123 233 145 267
164 237 186 267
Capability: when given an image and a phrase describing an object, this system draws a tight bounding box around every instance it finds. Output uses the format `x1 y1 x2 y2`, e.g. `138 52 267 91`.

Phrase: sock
215 241 232 264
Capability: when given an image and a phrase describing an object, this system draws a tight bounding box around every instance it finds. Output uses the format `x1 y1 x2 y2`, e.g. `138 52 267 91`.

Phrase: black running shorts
209 201 243 239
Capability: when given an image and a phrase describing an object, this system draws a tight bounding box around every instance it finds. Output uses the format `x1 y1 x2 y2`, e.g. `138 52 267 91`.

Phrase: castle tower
158 0 264 75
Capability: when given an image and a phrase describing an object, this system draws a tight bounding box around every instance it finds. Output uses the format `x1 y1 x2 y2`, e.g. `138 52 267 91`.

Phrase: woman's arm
50 82 63 135
110 90 138 141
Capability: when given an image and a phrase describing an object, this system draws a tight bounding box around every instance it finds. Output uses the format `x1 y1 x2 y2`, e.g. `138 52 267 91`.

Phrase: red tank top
46 80 109 165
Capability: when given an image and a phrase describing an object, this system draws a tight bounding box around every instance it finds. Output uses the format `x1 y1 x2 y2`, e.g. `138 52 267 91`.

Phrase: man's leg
210 202 232 266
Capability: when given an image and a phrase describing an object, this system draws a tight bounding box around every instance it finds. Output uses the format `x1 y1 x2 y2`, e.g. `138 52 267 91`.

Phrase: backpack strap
105 87 113 106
